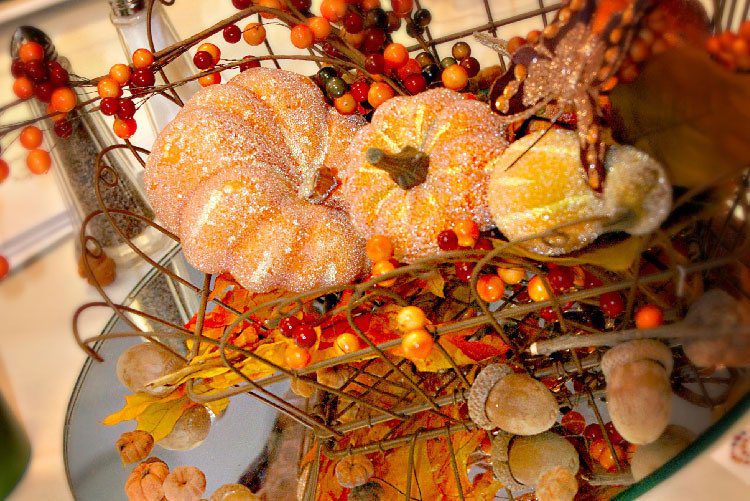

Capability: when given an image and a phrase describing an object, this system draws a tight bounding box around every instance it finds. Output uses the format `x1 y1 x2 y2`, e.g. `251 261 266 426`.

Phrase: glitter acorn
487 129 672 256
468 364 558 435
144 68 367 293
601 340 674 444
630 425 695 481
340 88 508 261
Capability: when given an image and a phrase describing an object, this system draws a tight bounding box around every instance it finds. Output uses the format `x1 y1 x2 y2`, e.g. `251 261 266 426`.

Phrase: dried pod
116 430 154 465
334 455 374 488
163 465 206 501
290 377 315 398
159 405 211 451
209 483 258 500
682 290 750 368
316 366 353 389
77 249 116 286
535 466 578 501
468 364 557 435
601 340 674 444
631 425 695 481
116 342 186 396
348 481 385 501
124 458 169 501
508 432 580 487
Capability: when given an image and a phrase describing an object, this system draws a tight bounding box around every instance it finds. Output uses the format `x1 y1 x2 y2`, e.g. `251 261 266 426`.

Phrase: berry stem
365 146 429 190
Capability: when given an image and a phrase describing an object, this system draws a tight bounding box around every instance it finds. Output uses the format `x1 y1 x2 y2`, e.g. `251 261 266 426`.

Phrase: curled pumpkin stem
366 146 429 190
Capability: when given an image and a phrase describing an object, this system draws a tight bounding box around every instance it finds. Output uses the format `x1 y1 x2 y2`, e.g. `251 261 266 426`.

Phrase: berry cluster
707 21 750 71
559 411 638 473
366 234 398 286
396 305 434 360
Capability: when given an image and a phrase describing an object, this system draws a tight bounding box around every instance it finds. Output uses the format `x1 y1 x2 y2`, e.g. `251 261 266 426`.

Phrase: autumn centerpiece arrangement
2 0 750 500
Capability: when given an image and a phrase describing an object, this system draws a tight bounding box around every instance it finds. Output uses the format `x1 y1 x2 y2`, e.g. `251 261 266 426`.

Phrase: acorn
334 455 374 489
468 364 558 435
535 466 579 501
601 340 674 444
491 431 580 490
630 425 695 480
348 481 384 501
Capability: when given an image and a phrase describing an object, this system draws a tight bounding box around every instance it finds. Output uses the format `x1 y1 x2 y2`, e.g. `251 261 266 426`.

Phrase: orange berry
26 149 51 174
285 344 311 369
453 219 479 247
334 93 357 115
526 30 541 44
397 306 427 332
50 87 77 113
97 77 122 99
46 103 66 122
19 42 44 63
308 16 332 41
441 64 469 91
527 275 551 302
598 443 625 470
13 77 34 100
20 126 43 150
132 48 154 69
367 82 394 108
113 118 137 139
320 0 347 22
498 267 525 285
365 235 393 262
335 333 360 354
109 64 132 85
371 260 396 287
198 72 221 87
634 304 663 330
243 23 266 46
740 20 750 40
361 0 381 9
0 159 10 183
197 43 221 64
290 24 315 49
507 36 527 54
258 0 282 19
0 255 8 280
383 43 409 68
401 329 434 360
476 274 505 303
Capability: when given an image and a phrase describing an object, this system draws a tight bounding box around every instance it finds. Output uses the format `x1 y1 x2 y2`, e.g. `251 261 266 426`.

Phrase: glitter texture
339 89 508 261
144 68 366 292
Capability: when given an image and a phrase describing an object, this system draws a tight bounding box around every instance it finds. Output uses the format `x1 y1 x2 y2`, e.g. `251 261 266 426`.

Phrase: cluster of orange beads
366 235 398 286
20 125 51 174
396 305 434 360
707 21 750 71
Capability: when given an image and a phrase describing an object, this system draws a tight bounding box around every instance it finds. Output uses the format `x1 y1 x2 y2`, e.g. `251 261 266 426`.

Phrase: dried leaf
421 270 446 298
103 391 183 426
507 236 645 271
611 47 750 188
136 397 190 442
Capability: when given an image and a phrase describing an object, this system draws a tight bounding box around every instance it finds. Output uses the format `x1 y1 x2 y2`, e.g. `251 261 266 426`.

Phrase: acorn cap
468 364 512 430
508 432 580 487
535 466 578 501
600 339 673 379
490 431 525 491
631 425 695 481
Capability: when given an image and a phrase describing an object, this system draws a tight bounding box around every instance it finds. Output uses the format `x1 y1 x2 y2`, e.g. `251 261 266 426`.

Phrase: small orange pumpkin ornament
339 88 508 261
116 430 154 465
162 465 206 501
124 458 169 501
145 68 366 292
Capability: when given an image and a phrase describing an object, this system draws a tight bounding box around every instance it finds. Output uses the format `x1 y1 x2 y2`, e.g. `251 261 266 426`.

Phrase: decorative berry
396 58 422 80
498 267 526 285
26 149 51 174
476 274 505 303
397 306 427 332
285 344 311 369
308 16 332 41
49 65 69 86
239 57 261 72
335 333 360 354
197 43 221 64
193 50 214 70
528 275 551 302
232 0 252 8
0 255 8 280
384 43 409 68
293 324 317 348
107 64 130 86
198 72 221 87
421 63 440 83
539 306 560 323
132 48 154 69
100 97 119 116
130 67 155 87
243 23 266 46
11 60 25 78
361 28 386 53
364 53 385 74
473 237 493 251
459 56 480 77
561 410 586 435
117 98 137 120
325 76 348 98
50 87 77 113
290 24 315 49
415 52 434 67
344 11 364 34
392 0 414 17
350 80 370 102
279 316 300 337
437 229 459 251
605 421 625 445
364 8 388 30
0 160 10 183
371 260 396 286
634 304 663 329
320 0 347 22
53 119 73 139
584 423 604 442
19 42 44 63
452 41 471 60
223 24 242 44
401 329 434 359
441 63 469 90
547 266 575 293
599 292 625 317
367 82 394 108
507 36 527 54
20 126 43 150
113 118 137 139
413 8 432 27
453 219 479 247
454 261 474 282
97 76 122 98
24 60 47 82
258 0 282 19
334 93 357 115
365 235 393 262
440 56 457 69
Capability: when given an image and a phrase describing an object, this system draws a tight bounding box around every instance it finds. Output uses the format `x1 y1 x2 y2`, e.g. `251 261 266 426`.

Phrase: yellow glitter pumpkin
339 88 508 261
487 129 671 255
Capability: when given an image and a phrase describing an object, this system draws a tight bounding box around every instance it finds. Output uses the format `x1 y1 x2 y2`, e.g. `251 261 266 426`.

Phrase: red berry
437 230 458 251
131 68 155 87
100 97 119 116
223 24 242 43
343 11 364 34
473 237 493 251
11 59 25 78
584 423 603 442
293 324 317 348
403 73 426 94
279 316 300 337
113 118 137 139
321 42 340 58
539 306 560 323
396 58 422 80
584 271 603 288
0 160 9 184
117 98 136 119
24 60 48 83
454 261 474 282
350 80 370 102
239 57 261 72
0 255 9 280
364 54 385 74
291 0 311 10
547 266 574 293
561 410 586 435
361 28 386 54
459 56 480 77
599 292 625 317
34 81 54 103
49 66 69 86
232 0 252 8
605 422 624 444
193 50 215 69
53 119 73 138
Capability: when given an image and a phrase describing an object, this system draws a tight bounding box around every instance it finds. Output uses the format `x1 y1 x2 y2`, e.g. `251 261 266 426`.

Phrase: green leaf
611 47 750 189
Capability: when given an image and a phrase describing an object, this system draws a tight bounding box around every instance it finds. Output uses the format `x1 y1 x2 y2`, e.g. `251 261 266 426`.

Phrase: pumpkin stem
366 146 429 190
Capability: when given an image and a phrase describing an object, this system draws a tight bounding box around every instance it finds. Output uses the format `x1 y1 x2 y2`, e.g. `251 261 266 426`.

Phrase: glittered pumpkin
339 88 508 261
125 459 169 501
145 68 366 292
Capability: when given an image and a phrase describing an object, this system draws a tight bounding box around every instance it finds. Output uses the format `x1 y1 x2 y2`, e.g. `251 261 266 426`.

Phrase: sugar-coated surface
339 89 508 261
144 68 366 292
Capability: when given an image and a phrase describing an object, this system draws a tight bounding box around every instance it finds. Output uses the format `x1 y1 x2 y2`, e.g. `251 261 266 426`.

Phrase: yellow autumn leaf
507 236 645 271
102 391 183 426
421 270 445 298
236 340 289 378
205 397 230 417
136 397 190 442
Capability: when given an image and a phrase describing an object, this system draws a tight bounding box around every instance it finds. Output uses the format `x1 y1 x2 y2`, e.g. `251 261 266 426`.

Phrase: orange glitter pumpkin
145 68 366 292
124 458 169 501
339 88 508 261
